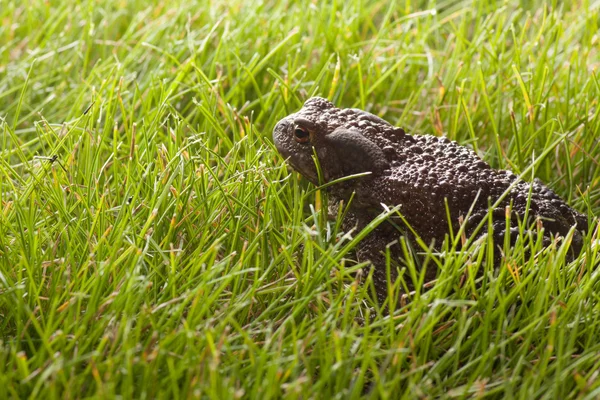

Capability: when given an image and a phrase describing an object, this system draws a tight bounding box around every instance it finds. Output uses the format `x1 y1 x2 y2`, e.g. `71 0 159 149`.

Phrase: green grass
1 0 599 398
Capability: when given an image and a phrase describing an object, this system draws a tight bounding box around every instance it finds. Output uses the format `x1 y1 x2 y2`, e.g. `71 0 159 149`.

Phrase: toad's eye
294 126 310 143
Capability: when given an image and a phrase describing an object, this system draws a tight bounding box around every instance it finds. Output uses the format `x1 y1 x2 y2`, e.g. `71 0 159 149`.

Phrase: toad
273 97 588 302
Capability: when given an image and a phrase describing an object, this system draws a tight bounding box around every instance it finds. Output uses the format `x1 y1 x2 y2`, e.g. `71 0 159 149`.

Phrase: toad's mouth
286 158 319 185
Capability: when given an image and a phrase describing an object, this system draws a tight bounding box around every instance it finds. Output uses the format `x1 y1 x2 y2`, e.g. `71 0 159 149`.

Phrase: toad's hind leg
466 208 585 262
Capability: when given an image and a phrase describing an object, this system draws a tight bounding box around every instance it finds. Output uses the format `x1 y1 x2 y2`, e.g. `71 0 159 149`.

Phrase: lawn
1 0 599 398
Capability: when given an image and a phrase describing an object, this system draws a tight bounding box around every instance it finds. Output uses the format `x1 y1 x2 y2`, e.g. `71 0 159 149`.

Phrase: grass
1 0 599 398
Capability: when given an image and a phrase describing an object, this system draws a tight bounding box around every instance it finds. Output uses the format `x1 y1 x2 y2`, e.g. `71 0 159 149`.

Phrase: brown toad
273 97 588 302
